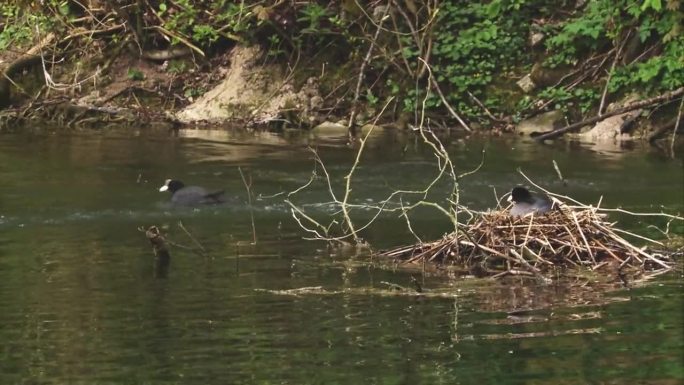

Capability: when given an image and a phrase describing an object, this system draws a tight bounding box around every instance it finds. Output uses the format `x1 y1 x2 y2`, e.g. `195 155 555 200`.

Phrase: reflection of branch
239 167 257 245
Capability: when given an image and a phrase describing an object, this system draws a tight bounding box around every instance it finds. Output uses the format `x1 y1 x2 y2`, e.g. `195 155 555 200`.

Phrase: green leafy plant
0 4 53 50
127 69 145 81
298 3 329 34
396 1 528 119
166 60 188 75
184 87 205 99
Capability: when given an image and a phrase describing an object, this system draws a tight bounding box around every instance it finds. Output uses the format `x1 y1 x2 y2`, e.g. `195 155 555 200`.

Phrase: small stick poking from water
552 160 566 186
178 220 207 255
239 167 257 245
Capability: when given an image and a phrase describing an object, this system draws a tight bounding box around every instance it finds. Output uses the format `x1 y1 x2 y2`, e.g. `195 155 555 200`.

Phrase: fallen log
533 87 684 141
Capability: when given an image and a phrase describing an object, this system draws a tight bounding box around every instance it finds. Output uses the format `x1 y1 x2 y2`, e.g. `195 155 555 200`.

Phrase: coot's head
507 186 553 217
159 179 185 193
509 186 534 204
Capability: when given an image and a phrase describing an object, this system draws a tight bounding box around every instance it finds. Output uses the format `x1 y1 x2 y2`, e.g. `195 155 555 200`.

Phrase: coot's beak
159 185 168 192
506 194 513 202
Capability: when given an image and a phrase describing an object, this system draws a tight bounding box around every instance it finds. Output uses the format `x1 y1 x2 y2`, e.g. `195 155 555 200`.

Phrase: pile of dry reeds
380 203 676 280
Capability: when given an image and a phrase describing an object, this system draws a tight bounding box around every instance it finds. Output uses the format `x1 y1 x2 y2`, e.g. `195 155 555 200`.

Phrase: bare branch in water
239 167 257 245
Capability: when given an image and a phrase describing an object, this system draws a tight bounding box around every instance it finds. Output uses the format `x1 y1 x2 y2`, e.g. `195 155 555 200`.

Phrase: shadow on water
0 127 682 384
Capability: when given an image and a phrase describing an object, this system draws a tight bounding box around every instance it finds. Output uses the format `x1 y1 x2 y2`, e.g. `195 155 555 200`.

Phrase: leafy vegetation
0 0 681 129
0 3 54 51
540 0 683 113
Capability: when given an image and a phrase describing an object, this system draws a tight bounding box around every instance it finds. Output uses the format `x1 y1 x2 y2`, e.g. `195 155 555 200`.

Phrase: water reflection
0 127 682 384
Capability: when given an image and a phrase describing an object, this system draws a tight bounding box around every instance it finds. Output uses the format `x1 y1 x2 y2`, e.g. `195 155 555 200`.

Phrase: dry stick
523 244 552 266
519 170 684 222
392 0 439 78
348 6 389 133
562 224 585 262
287 167 317 198
611 227 665 246
458 240 519 264
150 25 205 57
426 65 472 131
598 30 631 115
340 97 395 243
584 207 683 221
389 11 414 75
572 211 595 263
354 0 433 36
468 91 503 123
509 249 549 283
287 98 397 244
534 86 684 141
428 242 452 262
285 201 329 240
392 0 421 76
594 239 625 263
597 223 671 269
177 220 207 255
412 64 462 231
238 167 257 245
552 160 565 184
35 28 101 92
518 214 535 259
532 51 612 111
670 96 683 157
400 198 424 244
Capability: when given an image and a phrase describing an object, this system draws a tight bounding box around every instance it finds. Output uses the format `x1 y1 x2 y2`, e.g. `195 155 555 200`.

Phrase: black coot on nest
159 179 225 205
507 186 553 217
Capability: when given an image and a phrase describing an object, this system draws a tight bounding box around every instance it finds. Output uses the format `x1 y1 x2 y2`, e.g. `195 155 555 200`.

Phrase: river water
0 127 682 384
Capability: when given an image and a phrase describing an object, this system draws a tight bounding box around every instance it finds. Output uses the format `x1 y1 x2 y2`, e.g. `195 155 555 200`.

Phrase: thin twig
348 5 389 133
598 30 631 115
238 167 257 245
670 96 683 157
177 221 208 257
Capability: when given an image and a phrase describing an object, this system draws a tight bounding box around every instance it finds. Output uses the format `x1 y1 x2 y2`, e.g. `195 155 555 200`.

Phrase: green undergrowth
1 0 682 129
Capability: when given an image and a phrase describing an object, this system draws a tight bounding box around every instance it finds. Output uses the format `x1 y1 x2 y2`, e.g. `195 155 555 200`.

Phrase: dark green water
0 127 682 384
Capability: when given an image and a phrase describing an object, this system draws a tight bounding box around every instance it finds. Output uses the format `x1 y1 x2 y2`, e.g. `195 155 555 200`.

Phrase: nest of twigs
380 204 676 281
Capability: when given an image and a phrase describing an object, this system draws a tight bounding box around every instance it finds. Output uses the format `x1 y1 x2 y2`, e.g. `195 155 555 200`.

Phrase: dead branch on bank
534 87 684 141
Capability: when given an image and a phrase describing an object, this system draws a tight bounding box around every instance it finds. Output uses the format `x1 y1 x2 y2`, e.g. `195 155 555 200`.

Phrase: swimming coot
507 186 553 217
159 179 225 206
